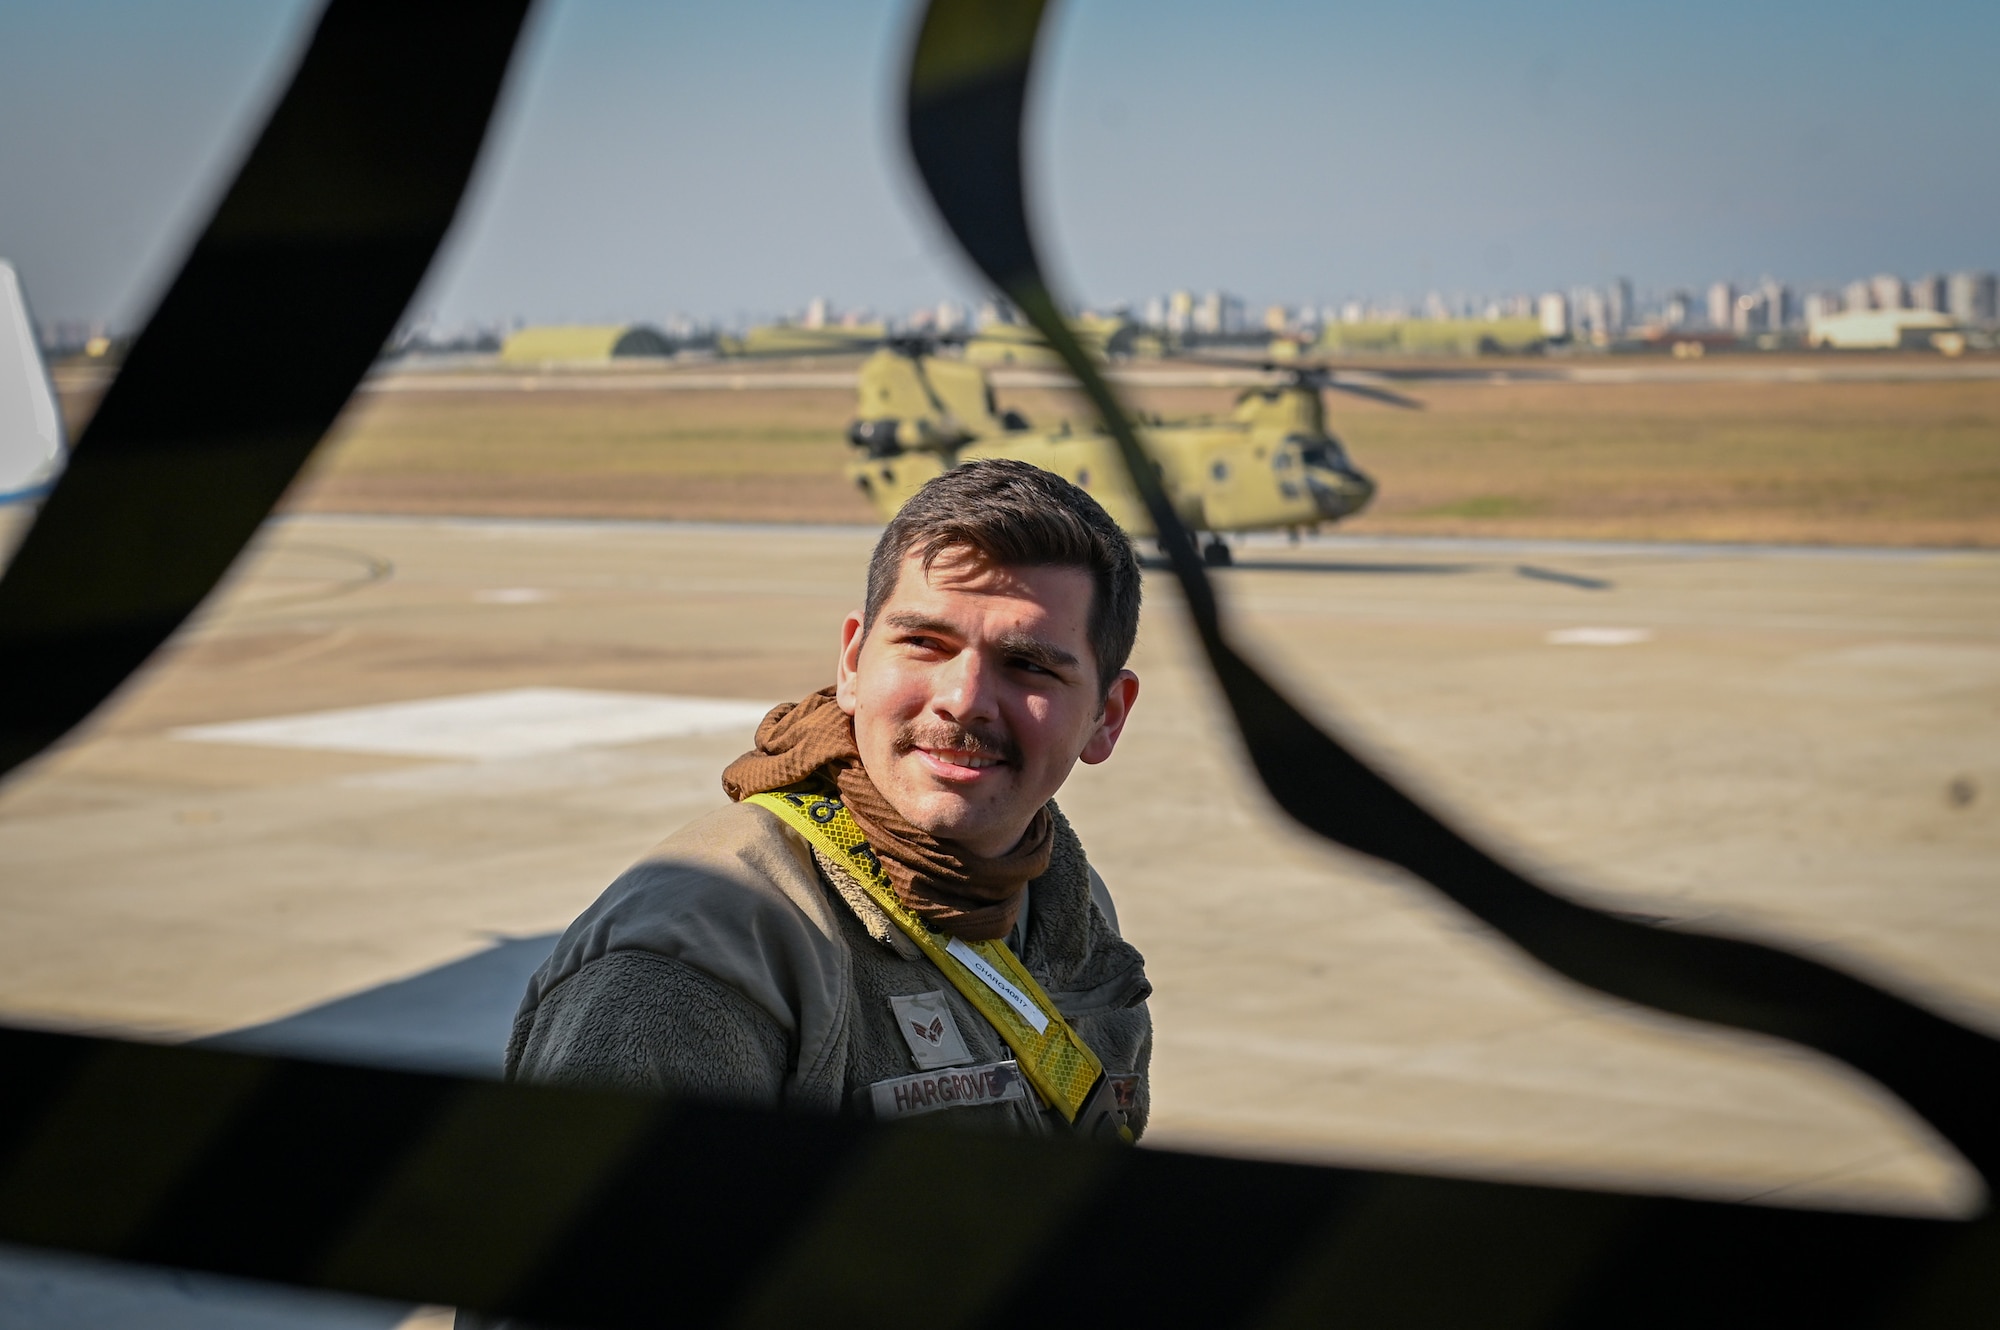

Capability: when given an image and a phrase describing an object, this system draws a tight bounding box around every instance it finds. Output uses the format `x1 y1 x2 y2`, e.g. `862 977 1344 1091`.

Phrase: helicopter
843 339 1388 564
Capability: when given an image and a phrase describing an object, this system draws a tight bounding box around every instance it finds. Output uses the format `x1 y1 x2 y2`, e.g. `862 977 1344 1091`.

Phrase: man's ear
1079 670 1140 765
834 610 866 715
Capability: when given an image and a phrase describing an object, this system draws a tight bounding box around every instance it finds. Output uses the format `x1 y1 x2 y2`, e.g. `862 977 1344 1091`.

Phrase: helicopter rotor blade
1247 360 1426 409
1321 375 1424 410
1176 353 1428 409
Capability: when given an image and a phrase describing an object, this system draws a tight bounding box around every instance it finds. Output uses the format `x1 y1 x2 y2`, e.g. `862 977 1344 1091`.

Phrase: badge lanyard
747 784 1120 1133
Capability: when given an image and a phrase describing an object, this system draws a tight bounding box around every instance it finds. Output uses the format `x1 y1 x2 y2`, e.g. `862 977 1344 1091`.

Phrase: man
507 459 1151 1137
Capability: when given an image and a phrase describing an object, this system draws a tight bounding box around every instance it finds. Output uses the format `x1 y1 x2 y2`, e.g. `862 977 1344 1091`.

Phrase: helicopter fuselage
844 349 1375 537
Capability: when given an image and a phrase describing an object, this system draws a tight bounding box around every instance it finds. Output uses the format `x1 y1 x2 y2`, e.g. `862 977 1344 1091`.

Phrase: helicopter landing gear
1201 536 1233 568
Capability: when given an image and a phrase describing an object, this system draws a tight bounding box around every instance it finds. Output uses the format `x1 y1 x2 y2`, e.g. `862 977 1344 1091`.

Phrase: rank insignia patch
888 990 973 1070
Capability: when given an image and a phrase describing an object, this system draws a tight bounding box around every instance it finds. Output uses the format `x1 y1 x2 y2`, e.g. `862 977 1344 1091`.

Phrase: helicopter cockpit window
1291 434 1351 469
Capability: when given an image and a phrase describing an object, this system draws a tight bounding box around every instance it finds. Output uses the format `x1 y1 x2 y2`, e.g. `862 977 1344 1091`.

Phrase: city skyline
346 263 1996 356
5 0 1998 331
31 259 2000 351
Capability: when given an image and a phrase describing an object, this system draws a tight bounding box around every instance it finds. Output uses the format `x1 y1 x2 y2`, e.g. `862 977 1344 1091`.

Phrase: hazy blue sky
2 0 1995 328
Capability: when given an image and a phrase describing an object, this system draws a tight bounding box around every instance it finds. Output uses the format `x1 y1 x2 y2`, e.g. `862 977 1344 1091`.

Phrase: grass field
302 384 870 523
1333 374 2000 546
57 358 2000 545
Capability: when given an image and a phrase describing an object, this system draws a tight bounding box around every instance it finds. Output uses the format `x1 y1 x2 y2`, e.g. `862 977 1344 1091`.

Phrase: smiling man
506 460 1152 1137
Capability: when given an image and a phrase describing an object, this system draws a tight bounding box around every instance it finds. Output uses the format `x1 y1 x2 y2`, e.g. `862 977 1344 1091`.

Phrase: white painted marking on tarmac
1547 627 1653 646
173 688 776 760
344 744 713 793
473 587 550 604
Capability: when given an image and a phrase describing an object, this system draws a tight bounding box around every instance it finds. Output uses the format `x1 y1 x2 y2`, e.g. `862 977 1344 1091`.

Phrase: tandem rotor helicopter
841 338 1399 565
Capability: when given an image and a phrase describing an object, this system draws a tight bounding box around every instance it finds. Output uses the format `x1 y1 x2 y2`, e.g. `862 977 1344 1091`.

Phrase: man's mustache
893 720 1020 767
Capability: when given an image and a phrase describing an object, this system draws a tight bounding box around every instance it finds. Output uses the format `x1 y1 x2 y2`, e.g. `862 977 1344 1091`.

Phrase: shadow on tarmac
1139 555 1614 590
1513 563 1613 591
1140 555 1476 576
1 937 557 1330
200 933 558 1077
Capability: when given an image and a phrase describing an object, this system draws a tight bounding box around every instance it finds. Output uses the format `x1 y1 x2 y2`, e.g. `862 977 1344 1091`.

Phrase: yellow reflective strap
747 784 1106 1126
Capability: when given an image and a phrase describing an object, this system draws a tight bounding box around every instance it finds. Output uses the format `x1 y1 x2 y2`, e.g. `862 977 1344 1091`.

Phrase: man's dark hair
864 459 1142 695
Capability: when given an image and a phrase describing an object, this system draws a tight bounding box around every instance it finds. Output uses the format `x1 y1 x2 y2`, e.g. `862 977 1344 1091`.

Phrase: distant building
1843 278 1875 313
1807 308 1956 350
1662 291 1691 329
498 324 675 363
1607 277 1633 336
1165 290 1194 336
1578 288 1608 339
1706 281 1735 330
1802 292 1841 327
1191 291 1244 336
1909 274 1947 312
1869 273 1907 311
1732 291 1760 336
1538 291 1570 340
803 297 831 329
1946 271 1997 325
1760 278 1792 330
977 298 1019 328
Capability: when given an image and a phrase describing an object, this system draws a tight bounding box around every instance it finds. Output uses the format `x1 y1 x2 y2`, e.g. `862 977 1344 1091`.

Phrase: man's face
836 545 1139 858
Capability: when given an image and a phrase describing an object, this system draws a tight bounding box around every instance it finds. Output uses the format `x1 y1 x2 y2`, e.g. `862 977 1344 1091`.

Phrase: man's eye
1010 657 1054 676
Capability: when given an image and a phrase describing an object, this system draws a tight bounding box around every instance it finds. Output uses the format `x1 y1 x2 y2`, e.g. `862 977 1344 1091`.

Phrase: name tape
870 1059 1028 1121
945 937 1050 1033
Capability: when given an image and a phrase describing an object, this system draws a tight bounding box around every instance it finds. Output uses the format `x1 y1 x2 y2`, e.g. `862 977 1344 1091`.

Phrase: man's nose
932 648 998 724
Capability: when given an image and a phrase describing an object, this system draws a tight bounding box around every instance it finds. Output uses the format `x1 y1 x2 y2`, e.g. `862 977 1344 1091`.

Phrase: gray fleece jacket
507 799 1153 1136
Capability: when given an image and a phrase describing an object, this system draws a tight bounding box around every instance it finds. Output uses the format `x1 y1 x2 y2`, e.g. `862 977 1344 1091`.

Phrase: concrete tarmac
2 515 1995 1231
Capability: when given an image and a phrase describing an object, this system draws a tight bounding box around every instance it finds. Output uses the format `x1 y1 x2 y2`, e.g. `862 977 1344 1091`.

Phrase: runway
2 515 1995 1240
345 355 2000 395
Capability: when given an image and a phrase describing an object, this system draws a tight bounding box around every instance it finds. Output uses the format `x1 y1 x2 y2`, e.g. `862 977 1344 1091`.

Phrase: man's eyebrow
881 612 1081 675
996 631 1079 674
882 611 958 637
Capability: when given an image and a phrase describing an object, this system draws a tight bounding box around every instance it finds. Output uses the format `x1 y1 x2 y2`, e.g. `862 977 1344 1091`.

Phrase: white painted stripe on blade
173 688 775 760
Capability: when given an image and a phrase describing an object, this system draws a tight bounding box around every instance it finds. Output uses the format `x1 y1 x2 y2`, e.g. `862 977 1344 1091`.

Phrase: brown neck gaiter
722 687 1050 941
